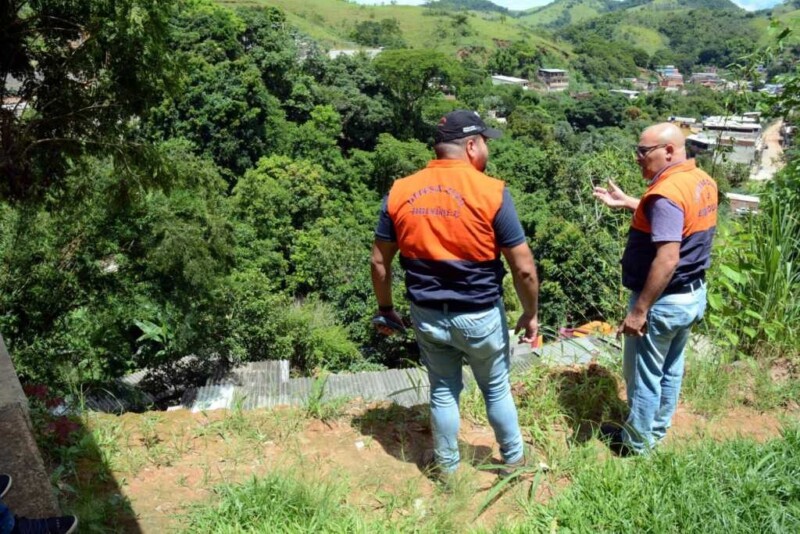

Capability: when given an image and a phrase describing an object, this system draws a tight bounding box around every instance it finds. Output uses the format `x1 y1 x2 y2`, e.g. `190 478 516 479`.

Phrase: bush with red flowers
23 383 82 448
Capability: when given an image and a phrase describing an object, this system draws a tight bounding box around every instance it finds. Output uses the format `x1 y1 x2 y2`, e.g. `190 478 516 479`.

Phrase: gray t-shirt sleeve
645 196 684 243
374 196 396 242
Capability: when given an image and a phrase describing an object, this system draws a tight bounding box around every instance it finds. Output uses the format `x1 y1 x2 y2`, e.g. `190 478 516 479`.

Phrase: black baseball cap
434 109 503 144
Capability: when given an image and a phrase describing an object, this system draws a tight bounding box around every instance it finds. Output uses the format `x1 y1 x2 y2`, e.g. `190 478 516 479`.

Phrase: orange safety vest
622 159 718 291
386 159 508 306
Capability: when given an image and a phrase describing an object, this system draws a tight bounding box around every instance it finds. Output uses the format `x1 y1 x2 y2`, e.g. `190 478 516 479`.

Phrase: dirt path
750 119 785 181
84 397 794 533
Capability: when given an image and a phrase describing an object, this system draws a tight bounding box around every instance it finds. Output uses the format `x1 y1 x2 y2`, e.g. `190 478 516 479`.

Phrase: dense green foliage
351 18 406 49
701 32 800 360
0 0 796 392
0 0 176 201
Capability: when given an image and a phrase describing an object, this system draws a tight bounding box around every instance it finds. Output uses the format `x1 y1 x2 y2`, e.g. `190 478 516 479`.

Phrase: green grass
774 9 800 46
183 472 372 532
707 199 800 360
184 426 800 533
682 347 740 416
38 353 800 533
503 426 800 533
183 468 470 533
304 374 349 421
612 24 666 55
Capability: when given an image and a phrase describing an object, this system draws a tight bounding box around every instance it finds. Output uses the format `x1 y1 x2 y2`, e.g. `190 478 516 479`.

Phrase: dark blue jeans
0 500 13 534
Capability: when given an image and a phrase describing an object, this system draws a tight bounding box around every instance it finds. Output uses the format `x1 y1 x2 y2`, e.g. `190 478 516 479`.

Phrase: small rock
354 440 365 450
413 498 426 517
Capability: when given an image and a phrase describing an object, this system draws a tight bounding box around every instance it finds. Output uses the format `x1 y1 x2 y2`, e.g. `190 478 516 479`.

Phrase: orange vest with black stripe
386 159 507 306
621 159 718 291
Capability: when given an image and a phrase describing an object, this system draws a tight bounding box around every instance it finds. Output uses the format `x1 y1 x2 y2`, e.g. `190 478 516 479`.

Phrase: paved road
750 119 785 181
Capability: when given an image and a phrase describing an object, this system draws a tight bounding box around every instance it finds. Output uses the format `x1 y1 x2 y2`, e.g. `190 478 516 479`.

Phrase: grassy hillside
772 8 800 45
625 0 742 11
519 0 613 27
219 0 571 57
612 23 666 55
547 0 766 70
519 0 743 29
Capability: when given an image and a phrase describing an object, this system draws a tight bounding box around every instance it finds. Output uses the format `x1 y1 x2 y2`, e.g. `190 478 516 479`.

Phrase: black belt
662 278 705 295
414 299 497 313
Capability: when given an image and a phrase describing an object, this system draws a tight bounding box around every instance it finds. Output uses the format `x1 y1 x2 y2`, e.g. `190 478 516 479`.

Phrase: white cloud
730 0 783 10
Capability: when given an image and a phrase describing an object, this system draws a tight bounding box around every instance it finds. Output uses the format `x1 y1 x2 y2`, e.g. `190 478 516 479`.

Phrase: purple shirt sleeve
374 196 396 242
645 196 684 243
493 188 526 248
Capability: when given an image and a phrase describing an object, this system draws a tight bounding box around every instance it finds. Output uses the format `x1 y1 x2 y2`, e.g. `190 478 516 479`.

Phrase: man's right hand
373 309 405 336
514 313 538 344
593 180 632 210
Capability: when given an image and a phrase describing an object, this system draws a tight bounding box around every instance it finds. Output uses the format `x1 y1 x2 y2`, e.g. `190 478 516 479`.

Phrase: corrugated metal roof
179 334 617 413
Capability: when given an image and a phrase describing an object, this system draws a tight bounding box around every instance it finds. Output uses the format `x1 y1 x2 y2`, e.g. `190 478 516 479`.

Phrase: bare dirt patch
79 385 798 533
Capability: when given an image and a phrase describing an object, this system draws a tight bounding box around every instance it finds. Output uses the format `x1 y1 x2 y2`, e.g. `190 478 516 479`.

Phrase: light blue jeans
622 283 707 453
410 300 524 473
0 501 13 534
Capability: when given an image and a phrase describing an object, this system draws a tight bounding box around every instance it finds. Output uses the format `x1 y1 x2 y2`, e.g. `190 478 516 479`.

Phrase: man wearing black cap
371 110 541 478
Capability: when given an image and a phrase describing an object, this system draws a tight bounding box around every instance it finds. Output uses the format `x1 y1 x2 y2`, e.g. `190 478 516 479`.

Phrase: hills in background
220 0 800 66
519 0 742 28
219 0 568 55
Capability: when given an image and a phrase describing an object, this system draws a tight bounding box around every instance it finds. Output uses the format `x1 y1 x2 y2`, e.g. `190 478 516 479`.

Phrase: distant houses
1 75 29 118
656 65 684 90
491 75 530 90
490 69 569 93
537 68 569 92
1 96 28 118
726 193 760 216
327 48 382 60
609 89 640 100
689 70 723 88
683 114 763 167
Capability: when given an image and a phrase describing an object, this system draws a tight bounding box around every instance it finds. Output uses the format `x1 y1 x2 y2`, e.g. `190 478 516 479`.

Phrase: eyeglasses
635 143 667 158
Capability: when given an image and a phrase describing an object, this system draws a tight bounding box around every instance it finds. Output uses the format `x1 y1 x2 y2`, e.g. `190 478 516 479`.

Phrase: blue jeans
410 300 524 473
0 501 13 534
622 283 707 453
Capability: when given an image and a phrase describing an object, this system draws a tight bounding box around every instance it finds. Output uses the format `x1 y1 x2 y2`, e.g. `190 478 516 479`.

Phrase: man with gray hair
593 122 718 454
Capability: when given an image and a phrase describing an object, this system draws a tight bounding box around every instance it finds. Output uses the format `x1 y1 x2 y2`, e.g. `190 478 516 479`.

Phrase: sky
352 0 785 12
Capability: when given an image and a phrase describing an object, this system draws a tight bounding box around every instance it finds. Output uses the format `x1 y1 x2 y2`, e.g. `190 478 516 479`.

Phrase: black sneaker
0 474 11 499
12 515 78 534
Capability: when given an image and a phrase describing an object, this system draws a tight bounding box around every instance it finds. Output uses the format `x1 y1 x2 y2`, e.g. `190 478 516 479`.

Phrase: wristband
378 305 394 312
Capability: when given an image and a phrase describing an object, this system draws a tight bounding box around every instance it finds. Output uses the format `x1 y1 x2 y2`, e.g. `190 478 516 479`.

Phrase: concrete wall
0 335 61 517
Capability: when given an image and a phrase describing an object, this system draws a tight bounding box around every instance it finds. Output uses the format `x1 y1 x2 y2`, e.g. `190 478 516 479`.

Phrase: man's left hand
617 310 647 339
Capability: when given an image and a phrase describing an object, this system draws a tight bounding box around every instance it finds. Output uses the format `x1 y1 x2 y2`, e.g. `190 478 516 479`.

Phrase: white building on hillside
610 89 640 100
491 75 530 89
327 48 382 60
